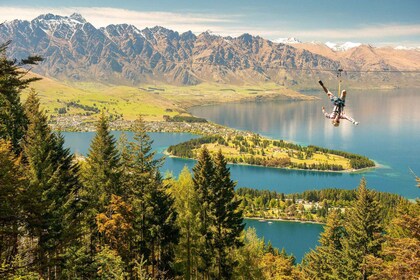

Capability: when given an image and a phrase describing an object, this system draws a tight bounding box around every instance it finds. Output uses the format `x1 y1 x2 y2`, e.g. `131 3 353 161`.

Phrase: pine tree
122 116 179 278
192 147 215 279
302 209 345 279
122 117 160 274
0 42 42 154
84 112 121 204
211 150 244 279
148 172 179 279
341 178 383 280
82 112 121 274
22 91 81 278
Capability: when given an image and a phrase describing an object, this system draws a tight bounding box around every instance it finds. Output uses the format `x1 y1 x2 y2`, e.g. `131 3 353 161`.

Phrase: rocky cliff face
1 13 418 87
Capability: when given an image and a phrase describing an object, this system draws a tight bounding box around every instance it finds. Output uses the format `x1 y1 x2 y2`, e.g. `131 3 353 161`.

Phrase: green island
167 134 375 171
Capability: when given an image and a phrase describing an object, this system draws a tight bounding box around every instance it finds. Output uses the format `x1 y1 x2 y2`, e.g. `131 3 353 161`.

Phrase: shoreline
164 150 377 174
244 216 325 225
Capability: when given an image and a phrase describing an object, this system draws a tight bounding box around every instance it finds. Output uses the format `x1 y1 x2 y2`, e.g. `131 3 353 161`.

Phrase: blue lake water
190 88 420 199
61 88 420 263
244 219 323 262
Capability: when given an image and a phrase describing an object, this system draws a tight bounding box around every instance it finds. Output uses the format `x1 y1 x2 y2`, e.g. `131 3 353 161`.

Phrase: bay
244 219 324 262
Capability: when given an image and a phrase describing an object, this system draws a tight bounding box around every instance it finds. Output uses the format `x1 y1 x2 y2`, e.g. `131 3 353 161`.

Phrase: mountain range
1 13 419 88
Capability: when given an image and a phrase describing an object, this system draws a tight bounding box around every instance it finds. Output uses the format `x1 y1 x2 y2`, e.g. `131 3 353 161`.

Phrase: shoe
319 80 324 86
354 122 359 125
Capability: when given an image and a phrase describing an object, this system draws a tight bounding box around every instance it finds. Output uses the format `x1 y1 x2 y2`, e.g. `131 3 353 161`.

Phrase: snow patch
274 37 302 44
394 45 420 51
325 41 361 51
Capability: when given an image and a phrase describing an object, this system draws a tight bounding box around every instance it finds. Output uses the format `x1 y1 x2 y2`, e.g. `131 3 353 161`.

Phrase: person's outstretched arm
341 114 359 125
322 106 334 119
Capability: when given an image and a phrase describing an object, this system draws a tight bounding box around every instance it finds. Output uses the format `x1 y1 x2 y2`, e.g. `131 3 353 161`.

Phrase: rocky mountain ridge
1 13 419 87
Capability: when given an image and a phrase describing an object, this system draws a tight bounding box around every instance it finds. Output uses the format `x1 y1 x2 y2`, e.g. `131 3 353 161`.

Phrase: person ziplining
319 80 359 127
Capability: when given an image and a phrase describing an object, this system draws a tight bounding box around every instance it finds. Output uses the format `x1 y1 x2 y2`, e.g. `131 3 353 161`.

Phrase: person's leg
340 90 347 102
319 80 331 96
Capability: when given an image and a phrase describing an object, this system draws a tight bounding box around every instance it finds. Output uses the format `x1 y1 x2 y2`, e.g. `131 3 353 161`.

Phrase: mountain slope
1 13 419 88
0 13 340 86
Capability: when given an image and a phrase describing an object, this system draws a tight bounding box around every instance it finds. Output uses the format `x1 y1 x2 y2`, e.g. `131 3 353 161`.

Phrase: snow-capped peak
274 37 302 44
69 13 87 24
325 41 361 51
33 13 86 29
394 45 420 51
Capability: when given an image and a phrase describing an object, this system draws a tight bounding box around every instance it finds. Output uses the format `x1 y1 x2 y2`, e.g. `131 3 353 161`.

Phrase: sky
1 0 419 46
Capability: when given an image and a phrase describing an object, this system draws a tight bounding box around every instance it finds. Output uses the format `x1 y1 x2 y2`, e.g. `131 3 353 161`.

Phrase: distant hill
1 13 419 88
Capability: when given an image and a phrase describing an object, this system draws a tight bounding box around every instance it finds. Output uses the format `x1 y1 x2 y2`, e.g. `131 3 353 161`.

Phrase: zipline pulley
337 68 344 96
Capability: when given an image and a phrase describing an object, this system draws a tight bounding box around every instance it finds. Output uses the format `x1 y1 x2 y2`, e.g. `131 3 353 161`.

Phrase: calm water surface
190 89 420 199
245 219 323 262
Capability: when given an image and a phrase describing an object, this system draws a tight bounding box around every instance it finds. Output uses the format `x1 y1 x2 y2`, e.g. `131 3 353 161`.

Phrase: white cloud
1 6 420 44
0 6 240 33
284 24 420 40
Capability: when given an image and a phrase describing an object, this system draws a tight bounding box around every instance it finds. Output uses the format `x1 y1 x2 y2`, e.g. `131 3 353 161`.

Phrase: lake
190 88 420 199
61 88 419 263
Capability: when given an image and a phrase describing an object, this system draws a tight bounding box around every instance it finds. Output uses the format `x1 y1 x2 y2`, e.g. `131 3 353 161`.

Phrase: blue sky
1 0 419 46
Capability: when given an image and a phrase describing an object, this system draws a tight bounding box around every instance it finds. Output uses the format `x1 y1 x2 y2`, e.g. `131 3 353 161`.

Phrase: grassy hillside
23 74 316 124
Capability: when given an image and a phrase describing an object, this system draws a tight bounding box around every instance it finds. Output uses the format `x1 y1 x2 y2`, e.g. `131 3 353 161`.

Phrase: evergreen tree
82 112 121 274
148 172 179 279
211 150 244 279
302 209 345 279
94 245 127 280
22 91 81 278
192 147 215 279
0 42 42 154
84 112 121 204
122 116 179 278
341 178 383 280
122 117 160 274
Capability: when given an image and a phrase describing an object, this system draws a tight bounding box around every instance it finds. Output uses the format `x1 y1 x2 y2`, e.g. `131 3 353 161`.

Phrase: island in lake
167 132 375 171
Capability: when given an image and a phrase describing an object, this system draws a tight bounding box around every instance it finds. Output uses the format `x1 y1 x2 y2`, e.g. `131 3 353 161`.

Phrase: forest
236 187 405 223
1 43 419 279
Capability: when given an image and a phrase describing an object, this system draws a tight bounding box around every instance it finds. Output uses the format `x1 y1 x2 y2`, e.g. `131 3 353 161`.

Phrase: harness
333 98 345 108
331 97 345 115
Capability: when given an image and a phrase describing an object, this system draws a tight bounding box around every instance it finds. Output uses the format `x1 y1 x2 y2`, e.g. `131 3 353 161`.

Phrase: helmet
332 120 340 127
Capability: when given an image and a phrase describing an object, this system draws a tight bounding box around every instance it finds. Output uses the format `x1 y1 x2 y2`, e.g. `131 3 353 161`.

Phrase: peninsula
167 133 375 172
